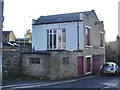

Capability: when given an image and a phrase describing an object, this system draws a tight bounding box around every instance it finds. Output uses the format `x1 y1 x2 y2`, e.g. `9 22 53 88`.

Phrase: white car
13 43 19 47
100 62 119 75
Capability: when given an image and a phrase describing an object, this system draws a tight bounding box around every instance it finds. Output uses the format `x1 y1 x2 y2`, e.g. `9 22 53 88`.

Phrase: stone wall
22 52 50 79
2 51 22 78
49 51 82 80
21 50 105 80
21 51 84 80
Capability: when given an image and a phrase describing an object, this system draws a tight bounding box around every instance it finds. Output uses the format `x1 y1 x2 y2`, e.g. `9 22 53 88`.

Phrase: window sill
46 49 66 51
100 47 104 49
85 71 92 75
85 46 92 48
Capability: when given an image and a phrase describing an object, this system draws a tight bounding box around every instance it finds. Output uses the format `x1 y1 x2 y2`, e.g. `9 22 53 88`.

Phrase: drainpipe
77 22 79 50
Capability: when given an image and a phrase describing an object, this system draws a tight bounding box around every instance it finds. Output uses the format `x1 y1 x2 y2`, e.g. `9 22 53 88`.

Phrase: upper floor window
100 31 104 47
86 27 91 46
47 28 66 50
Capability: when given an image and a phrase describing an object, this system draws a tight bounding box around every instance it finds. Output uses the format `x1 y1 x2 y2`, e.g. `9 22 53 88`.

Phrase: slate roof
3 31 12 35
34 10 94 25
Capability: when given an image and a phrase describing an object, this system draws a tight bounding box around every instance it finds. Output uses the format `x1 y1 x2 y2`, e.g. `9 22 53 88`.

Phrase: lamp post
24 16 32 51
24 16 26 47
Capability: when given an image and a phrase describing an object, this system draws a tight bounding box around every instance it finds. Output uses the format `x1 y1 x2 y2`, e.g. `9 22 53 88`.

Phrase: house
22 10 105 80
0 0 4 85
2 31 16 50
2 31 16 43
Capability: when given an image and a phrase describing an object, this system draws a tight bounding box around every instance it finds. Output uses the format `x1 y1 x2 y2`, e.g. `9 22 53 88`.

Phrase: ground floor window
62 57 69 64
47 28 66 50
29 58 40 64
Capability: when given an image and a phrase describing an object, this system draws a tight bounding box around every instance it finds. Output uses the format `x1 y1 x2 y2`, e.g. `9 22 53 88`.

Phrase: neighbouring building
22 10 105 80
0 0 4 86
2 31 17 50
15 38 32 52
2 31 16 43
16 38 32 44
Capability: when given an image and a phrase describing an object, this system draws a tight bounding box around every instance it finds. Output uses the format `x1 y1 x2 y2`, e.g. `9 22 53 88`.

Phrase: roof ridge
40 10 94 17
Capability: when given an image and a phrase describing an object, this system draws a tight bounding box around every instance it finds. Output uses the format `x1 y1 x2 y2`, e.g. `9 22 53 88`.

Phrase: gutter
33 20 83 25
77 22 79 50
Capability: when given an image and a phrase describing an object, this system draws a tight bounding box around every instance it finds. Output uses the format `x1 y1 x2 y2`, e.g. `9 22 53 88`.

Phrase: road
4 75 120 90
35 75 119 89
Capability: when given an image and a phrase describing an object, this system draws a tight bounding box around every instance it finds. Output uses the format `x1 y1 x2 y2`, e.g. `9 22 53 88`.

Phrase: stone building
2 31 16 43
16 38 32 44
22 10 105 80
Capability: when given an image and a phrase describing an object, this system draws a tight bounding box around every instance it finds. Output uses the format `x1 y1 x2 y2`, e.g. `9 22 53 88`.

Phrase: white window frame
100 31 104 48
85 26 92 48
47 28 66 50
85 55 92 75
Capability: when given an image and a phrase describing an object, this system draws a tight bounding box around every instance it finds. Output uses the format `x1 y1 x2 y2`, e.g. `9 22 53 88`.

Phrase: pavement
1 78 51 89
1 75 97 89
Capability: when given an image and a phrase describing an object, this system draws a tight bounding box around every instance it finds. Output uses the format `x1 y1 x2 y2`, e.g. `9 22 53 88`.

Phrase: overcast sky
3 0 119 42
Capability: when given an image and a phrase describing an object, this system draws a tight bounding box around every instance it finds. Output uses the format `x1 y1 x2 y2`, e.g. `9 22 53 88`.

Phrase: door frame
85 55 92 75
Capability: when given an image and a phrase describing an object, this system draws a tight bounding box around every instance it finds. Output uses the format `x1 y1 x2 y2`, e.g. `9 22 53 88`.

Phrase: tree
105 45 119 66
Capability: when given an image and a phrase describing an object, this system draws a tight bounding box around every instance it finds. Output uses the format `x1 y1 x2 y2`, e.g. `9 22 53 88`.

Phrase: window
100 32 104 47
62 57 69 64
62 29 66 49
53 30 57 48
86 27 90 46
29 58 40 64
47 28 66 49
